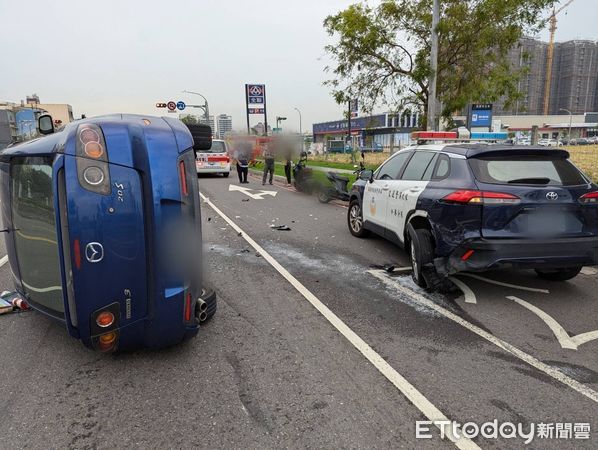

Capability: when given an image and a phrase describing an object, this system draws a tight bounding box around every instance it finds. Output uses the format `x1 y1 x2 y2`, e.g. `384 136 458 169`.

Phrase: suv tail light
579 191 598 204
76 124 111 195
443 190 520 204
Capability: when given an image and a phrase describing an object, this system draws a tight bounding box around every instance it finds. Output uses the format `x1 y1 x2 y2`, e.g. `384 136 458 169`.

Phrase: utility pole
426 0 440 131
347 100 351 154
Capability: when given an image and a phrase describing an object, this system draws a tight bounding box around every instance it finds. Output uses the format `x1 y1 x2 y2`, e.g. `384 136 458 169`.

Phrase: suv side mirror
38 114 55 135
360 169 373 182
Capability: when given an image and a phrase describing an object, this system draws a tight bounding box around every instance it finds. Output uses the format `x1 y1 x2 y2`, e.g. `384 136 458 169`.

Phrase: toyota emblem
85 242 104 263
546 192 559 201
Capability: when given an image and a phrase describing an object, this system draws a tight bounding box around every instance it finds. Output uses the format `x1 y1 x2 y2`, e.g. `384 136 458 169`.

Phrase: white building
216 114 232 139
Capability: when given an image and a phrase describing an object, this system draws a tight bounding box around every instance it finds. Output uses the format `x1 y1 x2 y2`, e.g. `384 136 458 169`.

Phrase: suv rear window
468 156 587 186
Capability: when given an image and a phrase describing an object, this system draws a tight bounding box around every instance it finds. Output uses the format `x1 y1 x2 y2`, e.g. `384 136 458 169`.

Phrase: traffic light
155 102 167 108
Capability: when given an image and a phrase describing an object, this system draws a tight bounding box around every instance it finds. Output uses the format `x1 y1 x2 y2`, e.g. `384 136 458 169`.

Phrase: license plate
527 211 569 235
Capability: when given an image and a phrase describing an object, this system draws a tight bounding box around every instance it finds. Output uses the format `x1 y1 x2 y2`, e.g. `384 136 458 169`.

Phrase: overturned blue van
0 114 216 352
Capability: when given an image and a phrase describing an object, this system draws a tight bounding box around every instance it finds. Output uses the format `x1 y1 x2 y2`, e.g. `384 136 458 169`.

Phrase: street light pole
293 107 302 135
426 0 440 131
559 108 573 140
182 90 210 124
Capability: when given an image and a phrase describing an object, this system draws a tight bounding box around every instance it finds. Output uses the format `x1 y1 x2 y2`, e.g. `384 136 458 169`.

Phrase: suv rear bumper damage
436 236 598 275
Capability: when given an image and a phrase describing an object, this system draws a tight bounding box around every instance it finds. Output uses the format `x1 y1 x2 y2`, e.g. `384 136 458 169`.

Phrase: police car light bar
411 131 508 142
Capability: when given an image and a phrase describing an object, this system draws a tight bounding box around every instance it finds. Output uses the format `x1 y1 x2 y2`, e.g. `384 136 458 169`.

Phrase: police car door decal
385 151 436 243
363 180 389 227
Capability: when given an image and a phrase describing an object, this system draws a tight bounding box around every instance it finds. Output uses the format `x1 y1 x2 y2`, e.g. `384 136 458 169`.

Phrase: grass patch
564 145 598 182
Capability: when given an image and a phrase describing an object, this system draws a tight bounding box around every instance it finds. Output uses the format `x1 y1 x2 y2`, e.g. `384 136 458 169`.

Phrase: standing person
234 140 250 184
284 156 292 186
262 144 275 185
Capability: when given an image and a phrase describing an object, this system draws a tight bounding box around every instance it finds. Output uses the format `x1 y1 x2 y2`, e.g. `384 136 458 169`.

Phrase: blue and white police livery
348 132 598 290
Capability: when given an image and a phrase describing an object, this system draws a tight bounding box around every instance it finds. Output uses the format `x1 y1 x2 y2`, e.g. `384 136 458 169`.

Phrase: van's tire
348 199 369 238
535 267 582 281
222 172 230 178
407 224 442 290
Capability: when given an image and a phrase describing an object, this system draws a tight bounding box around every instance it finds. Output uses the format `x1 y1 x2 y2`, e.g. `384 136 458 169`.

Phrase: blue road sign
176 101 186 111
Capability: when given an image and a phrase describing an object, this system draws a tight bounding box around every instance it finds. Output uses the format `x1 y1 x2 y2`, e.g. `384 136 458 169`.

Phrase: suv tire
348 199 369 238
407 224 442 290
535 267 582 282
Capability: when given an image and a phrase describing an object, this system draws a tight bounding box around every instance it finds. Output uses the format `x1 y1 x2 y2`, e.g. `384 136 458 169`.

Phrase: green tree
180 115 198 125
324 0 555 127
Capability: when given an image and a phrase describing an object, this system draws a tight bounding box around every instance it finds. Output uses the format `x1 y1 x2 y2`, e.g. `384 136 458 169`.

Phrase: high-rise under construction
496 37 598 115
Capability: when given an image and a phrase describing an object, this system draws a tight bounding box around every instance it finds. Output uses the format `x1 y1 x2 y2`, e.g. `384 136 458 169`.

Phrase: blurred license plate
528 211 568 234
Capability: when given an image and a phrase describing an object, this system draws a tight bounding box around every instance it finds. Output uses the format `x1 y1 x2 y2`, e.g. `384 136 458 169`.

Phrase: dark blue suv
348 140 598 289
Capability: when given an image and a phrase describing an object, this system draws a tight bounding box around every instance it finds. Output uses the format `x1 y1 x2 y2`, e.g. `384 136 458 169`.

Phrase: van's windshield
11 157 64 316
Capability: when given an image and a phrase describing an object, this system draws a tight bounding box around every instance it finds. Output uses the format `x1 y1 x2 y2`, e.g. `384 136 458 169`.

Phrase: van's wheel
535 267 582 281
348 199 369 238
222 172 230 178
407 224 441 290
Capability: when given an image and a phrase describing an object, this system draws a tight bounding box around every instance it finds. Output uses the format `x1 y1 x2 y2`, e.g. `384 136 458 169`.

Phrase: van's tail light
579 191 598 204
443 190 520 204
179 161 188 197
76 124 111 195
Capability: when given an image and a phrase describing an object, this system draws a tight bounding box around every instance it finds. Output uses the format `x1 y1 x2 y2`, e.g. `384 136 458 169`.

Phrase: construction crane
543 0 576 115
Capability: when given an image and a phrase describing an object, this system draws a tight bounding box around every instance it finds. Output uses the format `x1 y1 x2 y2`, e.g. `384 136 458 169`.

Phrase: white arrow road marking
458 273 550 294
507 296 598 350
0 255 8 268
229 184 277 200
448 276 477 304
367 270 598 404
581 267 598 276
201 193 479 450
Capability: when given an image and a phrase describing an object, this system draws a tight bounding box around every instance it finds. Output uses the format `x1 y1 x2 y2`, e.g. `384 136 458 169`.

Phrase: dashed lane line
200 193 479 450
368 270 598 404
0 255 7 268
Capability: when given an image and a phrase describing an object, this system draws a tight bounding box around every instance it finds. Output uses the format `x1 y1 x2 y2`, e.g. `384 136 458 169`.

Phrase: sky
0 0 596 133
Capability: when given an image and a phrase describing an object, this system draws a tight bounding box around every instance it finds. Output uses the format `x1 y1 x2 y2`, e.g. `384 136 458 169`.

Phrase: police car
348 131 598 290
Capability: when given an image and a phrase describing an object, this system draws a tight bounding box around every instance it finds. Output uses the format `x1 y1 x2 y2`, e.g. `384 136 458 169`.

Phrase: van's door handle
382 185 390 191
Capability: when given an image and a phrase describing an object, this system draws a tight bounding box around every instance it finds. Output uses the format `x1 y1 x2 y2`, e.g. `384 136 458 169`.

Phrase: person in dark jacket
234 140 251 183
262 145 275 185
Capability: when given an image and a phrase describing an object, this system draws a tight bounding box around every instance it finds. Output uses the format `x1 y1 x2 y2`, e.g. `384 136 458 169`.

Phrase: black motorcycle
317 157 367 204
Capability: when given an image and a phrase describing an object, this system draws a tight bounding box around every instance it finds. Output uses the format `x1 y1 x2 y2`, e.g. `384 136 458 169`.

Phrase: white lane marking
228 184 277 200
367 270 598 404
0 255 8 268
581 267 598 276
458 273 549 294
507 296 598 350
201 193 479 450
448 276 477 304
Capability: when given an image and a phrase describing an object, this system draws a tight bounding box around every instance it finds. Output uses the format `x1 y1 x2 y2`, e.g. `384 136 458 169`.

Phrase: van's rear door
468 149 598 239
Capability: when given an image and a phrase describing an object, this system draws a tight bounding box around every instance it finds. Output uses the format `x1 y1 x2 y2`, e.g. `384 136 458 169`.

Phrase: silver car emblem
85 242 104 263
546 192 559 201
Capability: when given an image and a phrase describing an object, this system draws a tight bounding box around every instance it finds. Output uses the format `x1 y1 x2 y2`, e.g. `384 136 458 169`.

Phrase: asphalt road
0 172 596 449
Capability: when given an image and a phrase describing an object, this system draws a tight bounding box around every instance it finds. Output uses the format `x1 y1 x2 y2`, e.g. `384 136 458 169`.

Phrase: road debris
242 199 250 202
270 225 291 231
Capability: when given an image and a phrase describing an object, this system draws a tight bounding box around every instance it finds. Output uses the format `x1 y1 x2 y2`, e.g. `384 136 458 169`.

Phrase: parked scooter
293 151 317 193
317 154 367 203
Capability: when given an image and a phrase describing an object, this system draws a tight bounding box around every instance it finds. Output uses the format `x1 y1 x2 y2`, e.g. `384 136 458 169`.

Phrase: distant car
577 138 590 146
195 139 230 177
348 134 598 289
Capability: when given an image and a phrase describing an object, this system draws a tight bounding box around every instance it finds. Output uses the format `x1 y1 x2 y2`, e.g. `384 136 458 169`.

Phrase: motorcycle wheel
317 190 331 203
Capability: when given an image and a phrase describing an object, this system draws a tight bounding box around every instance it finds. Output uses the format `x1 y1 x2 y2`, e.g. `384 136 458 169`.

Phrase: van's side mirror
38 114 55 135
185 124 212 151
360 169 373 182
